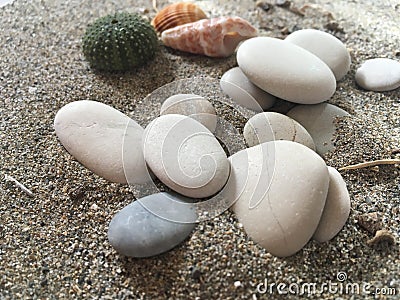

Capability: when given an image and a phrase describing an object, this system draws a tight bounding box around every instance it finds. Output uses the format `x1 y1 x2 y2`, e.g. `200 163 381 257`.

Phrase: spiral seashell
161 16 258 57
151 2 207 33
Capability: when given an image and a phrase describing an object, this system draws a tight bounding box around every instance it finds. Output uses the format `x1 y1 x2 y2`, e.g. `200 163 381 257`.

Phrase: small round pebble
108 192 196 257
143 114 230 198
287 103 350 156
160 94 217 132
237 37 336 104
226 141 329 257
313 166 351 243
243 112 315 150
54 100 150 184
355 58 400 91
285 29 351 81
220 67 276 112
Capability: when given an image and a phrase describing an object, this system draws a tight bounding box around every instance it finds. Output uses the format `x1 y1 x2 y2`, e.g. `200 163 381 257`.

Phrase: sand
0 0 399 299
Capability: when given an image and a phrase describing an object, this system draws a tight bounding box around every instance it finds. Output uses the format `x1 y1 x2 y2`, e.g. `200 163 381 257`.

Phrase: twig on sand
152 0 158 12
4 174 34 197
339 159 400 171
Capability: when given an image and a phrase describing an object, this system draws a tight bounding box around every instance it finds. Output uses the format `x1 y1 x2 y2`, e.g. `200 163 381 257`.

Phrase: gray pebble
108 192 196 258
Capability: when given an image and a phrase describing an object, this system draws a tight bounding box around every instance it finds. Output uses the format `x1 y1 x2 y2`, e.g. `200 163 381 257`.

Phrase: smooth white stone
160 94 217 132
313 167 351 242
355 58 400 91
287 103 350 155
220 67 276 112
285 29 351 81
237 37 336 104
54 100 150 184
143 114 230 198
108 192 196 257
243 112 315 150
226 141 329 257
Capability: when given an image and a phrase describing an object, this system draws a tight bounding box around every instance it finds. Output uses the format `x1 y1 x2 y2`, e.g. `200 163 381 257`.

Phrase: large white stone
143 114 230 198
287 103 350 156
243 112 315 150
313 167 351 242
285 29 351 81
54 100 149 184
220 67 276 112
226 141 329 257
355 58 400 91
237 37 336 104
160 94 217 132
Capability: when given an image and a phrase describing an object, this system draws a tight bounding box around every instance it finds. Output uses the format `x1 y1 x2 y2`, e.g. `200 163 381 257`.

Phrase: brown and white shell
151 2 207 33
161 16 258 57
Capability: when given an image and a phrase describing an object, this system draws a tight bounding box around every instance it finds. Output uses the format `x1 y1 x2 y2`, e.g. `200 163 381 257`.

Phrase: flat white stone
237 37 336 104
220 67 276 112
287 103 350 155
243 112 315 150
143 114 230 198
54 100 150 184
313 167 351 242
355 58 400 91
108 192 196 257
285 29 351 81
226 141 329 257
160 94 217 132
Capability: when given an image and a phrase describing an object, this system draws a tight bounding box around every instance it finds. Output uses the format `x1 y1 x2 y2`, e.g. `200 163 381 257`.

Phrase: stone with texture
108 192 196 257
243 112 315 150
226 141 329 257
160 94 217 132
313 167 351 242
143 114 230 198
355 58 400 91
285 29 351 80
287 103 350 155
54 100 150 184
237 37 336 104
220 67 276 112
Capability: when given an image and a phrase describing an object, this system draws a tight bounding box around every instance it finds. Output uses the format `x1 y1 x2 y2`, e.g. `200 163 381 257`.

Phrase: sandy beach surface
1 0 399 299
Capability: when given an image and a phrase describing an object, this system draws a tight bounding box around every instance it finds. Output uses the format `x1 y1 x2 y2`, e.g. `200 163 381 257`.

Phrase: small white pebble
234 281 242 288
90 203 99 210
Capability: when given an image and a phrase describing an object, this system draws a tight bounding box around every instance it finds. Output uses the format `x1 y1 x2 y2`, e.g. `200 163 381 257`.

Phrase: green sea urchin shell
82 13 159 71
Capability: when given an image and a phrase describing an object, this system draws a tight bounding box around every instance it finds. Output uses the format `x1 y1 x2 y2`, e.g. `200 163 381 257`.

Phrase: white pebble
355 58 400 91
237 37 336 104
285 29 351 80
220 67 276 112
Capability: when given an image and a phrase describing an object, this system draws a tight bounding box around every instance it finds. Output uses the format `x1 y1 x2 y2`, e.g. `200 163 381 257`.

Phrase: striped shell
161 16 258 57
151 2 207 33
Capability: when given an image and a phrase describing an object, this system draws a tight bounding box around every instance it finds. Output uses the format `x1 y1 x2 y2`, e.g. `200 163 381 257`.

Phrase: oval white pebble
237 37 336 104
108 192 196 257
355 58 400 91
220 67 276 112
313 167 350 243
285 29 351 81
243 112 315 150
54 100 150 184
160 94 217 132
287 103 350 156
225 141 329 257
143 114 230 198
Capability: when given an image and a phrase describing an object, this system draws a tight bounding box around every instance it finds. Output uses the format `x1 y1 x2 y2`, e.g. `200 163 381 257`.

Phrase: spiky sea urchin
82 13 159 71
